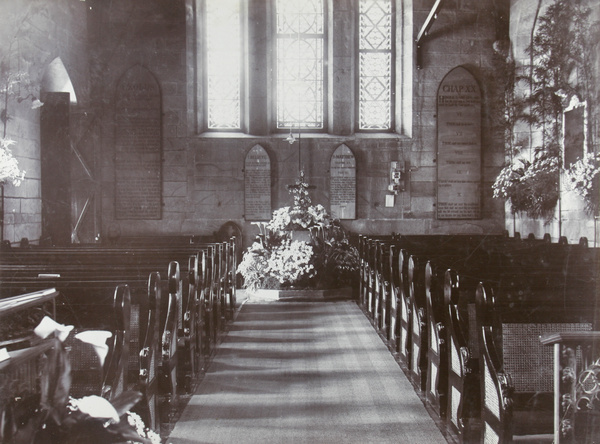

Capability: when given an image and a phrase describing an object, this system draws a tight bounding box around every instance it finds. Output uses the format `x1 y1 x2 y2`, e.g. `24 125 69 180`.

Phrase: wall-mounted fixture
388 161 405 194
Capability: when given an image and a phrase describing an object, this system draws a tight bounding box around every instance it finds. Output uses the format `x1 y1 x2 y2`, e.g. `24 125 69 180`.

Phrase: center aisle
168 301 448 444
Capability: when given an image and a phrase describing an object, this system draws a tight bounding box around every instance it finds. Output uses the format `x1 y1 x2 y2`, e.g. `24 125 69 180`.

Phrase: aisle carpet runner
168 301 447 444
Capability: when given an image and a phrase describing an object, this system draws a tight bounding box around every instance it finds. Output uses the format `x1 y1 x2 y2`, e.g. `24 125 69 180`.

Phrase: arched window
203 0 242 129
275 0 325 130
358 0 394 130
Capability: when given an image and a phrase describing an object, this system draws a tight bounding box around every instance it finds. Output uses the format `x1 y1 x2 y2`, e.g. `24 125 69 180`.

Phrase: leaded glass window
205 0 241 129
276 0 325 129
359 0 393 130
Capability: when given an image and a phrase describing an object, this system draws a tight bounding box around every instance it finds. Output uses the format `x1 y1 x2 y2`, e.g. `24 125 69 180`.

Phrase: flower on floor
4 334 159 444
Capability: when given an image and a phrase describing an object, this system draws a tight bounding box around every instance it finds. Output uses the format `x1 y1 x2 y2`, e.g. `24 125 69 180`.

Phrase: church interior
0 0 599 443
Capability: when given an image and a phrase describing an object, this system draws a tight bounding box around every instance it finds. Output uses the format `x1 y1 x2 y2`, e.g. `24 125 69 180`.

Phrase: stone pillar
328 0 354 135
246 0 270 135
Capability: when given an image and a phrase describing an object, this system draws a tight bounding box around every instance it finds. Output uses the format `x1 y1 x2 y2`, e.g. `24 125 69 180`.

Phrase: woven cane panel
451 341 461 374
429 363 438 395
484 422 499 444
413 311 420 337
451 386 460 426
129 305 140 377
484 360 500 420
502 323 591 392
430 322 438 354
413 344 420 372
65 329 103 398
149 346 156 381
467 304 479 356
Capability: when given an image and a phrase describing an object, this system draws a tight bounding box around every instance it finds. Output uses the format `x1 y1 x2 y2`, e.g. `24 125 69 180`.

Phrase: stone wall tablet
244 145 271 220
436 66 482 219
115 66 162 219
330 144 356 220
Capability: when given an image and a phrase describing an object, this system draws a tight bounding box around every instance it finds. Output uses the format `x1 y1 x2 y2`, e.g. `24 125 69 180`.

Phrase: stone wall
87 0 506 248
1 0 511 247
0 0 89 245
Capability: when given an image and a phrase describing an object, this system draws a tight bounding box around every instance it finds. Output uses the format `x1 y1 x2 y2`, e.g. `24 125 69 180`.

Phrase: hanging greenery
492 0 596 220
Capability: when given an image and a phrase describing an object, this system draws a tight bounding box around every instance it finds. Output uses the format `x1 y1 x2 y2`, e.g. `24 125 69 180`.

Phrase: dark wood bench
474 255 596 444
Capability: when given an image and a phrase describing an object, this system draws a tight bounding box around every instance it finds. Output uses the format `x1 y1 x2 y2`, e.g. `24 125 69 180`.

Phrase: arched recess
244 144 272 221
436 66 482 220
114 65 162 220
329 144 356 220
40 57 100 244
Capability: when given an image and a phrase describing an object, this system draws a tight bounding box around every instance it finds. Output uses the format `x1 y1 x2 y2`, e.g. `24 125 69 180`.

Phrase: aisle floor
168 300 448 444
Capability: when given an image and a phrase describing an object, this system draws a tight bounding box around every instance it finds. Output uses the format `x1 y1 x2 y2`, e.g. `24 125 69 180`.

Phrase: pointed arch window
204 0 242 130
358 0 394 130
275 0 325 130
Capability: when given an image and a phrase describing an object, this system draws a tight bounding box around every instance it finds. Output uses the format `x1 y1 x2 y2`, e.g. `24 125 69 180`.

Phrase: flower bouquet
237 172 359 292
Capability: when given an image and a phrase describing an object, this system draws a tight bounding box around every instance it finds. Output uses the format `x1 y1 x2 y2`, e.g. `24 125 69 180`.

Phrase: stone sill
194 132 407 141
245 287 354 302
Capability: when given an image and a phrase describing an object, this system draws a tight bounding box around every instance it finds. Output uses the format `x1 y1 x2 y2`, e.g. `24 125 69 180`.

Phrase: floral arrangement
266 172 329 233
564 152 600 214
237 233 315 292
237 171 359 292
0 136 25 186
492 150 560 220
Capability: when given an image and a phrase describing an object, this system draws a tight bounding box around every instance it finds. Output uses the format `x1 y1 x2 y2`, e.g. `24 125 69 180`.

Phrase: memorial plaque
115 66 162 219
436 66 481 219
244 145 271 220
330 144 356 219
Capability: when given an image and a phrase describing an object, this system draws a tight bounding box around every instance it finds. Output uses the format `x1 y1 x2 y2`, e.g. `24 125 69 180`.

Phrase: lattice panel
451 386 460 426
451 341 461 374
502 322 591 392
430 321 439 354
206 0 241 129
484 422 499 444
484 360 500 420
429 362 438 395
358 0 392 130
276 0 324 129
413 344 420 373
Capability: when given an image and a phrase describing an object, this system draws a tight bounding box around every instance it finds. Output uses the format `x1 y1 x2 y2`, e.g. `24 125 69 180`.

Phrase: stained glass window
359 0 393 130
276 0 325 129
205 0 241 129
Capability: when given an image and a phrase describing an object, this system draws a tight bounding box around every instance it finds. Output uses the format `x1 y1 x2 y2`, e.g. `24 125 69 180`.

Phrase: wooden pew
475 270 595 443
63 284 131 402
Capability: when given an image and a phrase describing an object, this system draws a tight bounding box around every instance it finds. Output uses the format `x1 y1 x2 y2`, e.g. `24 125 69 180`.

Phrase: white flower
0 137 26 186
565 153 600 199
75 330 112 366
70 395 120 423
34 316 74 342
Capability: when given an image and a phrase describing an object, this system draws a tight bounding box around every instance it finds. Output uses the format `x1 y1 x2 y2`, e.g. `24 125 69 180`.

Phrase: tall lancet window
358 0 394 130
205 0 242 129
275 0 325 130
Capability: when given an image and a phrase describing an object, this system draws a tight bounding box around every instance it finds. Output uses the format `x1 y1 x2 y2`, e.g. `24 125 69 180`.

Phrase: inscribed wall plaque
244 145 271 220
115 66 162 219
436 66 481 219
330 144 356 219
